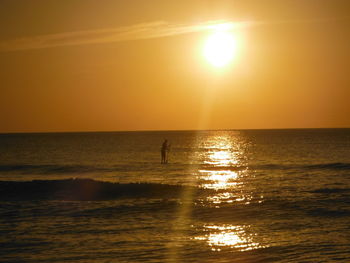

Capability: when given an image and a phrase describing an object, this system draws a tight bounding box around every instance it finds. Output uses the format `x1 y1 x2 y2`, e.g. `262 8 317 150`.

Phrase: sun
203 31 237 68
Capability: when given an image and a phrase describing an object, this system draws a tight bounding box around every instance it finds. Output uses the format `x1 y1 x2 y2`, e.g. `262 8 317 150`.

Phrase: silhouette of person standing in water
161 139 169 164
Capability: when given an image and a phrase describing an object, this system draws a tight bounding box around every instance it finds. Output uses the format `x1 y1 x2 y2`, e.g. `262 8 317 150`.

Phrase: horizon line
1 126 349 135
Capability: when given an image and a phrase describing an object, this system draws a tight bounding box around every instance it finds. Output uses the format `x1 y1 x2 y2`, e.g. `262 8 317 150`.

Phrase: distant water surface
0 129 349 262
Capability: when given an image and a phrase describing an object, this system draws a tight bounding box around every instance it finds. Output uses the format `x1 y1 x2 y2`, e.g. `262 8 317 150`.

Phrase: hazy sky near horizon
0 0 349 132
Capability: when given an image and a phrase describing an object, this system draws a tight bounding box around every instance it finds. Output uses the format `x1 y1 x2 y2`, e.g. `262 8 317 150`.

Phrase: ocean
0 129 349 262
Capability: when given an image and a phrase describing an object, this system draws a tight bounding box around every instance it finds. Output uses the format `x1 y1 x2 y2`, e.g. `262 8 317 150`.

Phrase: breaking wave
0 162 349 175
0 179 203 201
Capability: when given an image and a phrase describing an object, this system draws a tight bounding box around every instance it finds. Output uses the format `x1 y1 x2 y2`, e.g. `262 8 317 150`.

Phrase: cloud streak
1 16 346 52
0 20 252 52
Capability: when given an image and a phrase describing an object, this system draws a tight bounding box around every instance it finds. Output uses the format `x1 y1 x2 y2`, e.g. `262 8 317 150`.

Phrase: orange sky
0 0 349 133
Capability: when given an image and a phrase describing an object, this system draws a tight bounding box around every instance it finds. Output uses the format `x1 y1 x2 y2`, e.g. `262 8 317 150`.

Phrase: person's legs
161 151 165 164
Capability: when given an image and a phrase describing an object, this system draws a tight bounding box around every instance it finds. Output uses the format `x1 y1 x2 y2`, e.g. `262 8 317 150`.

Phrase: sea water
0 129 349 262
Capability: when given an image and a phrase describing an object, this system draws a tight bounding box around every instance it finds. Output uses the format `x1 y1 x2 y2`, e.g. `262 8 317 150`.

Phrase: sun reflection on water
188 133 266 253
205 191 255 205
198 134 243 191
204 149 239 166
197 134 251 204
195 225 266 251
199 169 239 189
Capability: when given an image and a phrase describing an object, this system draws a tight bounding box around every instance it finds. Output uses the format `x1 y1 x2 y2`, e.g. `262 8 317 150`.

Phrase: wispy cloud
0 20 252 52
1 16 346 52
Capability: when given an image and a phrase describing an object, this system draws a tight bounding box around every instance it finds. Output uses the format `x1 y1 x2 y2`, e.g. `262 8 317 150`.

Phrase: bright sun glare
203 29 237 68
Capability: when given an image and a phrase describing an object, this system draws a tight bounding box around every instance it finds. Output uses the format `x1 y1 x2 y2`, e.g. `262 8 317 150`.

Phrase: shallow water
0 129 350 262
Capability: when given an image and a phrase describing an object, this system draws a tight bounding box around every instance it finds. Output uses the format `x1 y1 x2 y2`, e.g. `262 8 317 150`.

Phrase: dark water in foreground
0 129 349 262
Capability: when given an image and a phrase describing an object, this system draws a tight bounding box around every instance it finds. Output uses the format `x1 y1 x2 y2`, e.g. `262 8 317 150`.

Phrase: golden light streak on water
198 134 244 204
192 134 267 251
195 225 267 252
168 132 260 261
204 150 239 166
199 169 239 189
